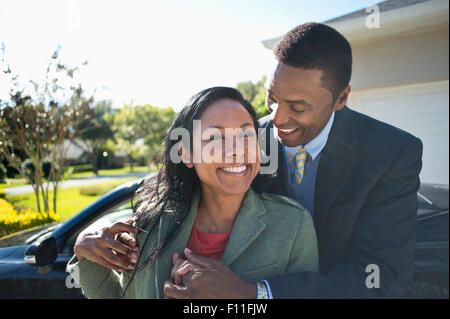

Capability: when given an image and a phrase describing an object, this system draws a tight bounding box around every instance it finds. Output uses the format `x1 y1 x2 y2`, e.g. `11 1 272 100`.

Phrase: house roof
325 0 433 23
262 0 448 48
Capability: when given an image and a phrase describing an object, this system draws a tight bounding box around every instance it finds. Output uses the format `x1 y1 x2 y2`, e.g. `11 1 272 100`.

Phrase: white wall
348 80 449 185
350 27 449 91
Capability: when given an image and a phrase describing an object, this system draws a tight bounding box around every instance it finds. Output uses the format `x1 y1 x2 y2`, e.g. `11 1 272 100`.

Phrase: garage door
348 80 449 185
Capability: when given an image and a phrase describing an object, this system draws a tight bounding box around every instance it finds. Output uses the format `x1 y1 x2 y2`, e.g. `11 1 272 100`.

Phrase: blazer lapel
314 107 360 237
222 189 267 266
154 191 200 297
153 189 267 293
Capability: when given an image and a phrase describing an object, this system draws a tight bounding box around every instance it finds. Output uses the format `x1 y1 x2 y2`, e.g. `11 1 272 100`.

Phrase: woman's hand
73 221 139 273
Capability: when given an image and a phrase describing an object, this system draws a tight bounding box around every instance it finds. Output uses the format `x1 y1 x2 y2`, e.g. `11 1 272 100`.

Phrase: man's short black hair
274 22 352 101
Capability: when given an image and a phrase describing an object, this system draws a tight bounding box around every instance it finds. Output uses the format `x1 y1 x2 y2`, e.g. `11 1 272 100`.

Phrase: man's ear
332 85 351 111
178 142 193 168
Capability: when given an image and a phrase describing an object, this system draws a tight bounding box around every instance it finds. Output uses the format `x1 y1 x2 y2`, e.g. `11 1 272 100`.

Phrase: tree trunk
32 185 41 214
129 155 134 172
53 183 58 215
91 152 99 176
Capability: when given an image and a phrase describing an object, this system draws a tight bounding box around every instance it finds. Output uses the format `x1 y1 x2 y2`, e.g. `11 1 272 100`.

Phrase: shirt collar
279 111 335 161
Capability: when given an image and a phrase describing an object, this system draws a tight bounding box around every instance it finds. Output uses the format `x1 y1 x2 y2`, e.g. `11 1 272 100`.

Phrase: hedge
71 164 94 173
0 198 60 238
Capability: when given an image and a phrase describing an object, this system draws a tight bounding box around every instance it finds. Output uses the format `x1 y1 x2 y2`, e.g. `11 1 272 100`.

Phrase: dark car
0 179 448 298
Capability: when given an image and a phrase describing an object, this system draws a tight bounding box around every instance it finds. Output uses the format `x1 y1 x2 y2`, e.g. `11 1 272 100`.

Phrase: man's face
265 62 344 147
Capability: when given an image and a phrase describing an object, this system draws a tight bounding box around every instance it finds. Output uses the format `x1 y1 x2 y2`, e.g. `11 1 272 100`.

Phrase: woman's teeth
222 165 247 173
279 128 296 133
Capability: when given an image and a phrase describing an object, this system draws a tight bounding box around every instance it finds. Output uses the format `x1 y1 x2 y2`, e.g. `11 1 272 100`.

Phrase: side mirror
24 237 57 266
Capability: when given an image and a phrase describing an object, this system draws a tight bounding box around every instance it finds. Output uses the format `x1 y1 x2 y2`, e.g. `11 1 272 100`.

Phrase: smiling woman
67 86 318 299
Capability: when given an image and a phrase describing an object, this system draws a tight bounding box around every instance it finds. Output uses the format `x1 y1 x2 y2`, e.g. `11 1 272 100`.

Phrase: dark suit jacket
252 106 423 298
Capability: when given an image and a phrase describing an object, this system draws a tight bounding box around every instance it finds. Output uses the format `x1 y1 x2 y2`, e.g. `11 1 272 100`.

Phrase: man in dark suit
162 22 423 299
74 22 423 298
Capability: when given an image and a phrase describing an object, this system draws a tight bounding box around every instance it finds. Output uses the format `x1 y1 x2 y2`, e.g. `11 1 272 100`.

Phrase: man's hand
73 221 139 273
164 248 257 299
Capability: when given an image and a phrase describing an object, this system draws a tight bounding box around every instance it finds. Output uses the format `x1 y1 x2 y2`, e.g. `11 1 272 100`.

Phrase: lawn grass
0 178 29 189
68 165 154 179
0 165 156 188
6 177 138 221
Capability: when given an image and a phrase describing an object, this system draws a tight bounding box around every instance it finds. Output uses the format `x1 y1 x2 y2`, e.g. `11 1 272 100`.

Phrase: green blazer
66 188 318 299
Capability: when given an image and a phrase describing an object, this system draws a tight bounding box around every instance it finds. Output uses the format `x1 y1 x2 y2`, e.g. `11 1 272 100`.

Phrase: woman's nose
224 136 245 162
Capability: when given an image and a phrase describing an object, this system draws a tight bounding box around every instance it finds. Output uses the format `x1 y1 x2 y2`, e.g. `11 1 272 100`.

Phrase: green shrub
78 185 105 196
78 180 124 196
72 164 93 173
0 198 60 238
0 189 5 199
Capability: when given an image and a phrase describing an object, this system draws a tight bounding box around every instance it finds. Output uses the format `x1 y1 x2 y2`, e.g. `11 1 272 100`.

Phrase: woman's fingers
73 221 139 272
98 247 135 271
118 232 138 249
103 236 137 263
98 256 126 273
108 222 137 237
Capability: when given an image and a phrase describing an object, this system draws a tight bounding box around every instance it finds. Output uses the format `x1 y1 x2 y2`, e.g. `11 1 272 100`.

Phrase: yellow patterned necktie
294 147 307 185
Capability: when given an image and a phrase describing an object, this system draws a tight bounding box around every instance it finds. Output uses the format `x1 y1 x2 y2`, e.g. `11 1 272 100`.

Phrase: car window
417 185 449 216
61 197 134 255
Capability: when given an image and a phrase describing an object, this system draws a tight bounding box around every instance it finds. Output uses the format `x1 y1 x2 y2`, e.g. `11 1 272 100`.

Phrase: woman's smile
218 164 249 176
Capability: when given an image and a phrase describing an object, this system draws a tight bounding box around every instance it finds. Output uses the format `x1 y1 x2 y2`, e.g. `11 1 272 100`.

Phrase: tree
236 76 269 119
135 104 175 165
76 100 114 175
106 103 175 171
236 80 257 102
0 45 92 215
106 103 142 172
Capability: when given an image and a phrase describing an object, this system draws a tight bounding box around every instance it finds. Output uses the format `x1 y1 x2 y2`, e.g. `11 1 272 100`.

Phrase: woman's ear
178 142 193 168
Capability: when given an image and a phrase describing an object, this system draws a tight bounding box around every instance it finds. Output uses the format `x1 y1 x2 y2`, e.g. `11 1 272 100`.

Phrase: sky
0 0 378 111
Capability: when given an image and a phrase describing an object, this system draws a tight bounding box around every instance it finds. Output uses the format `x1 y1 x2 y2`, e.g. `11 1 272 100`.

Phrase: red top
186 226 231 260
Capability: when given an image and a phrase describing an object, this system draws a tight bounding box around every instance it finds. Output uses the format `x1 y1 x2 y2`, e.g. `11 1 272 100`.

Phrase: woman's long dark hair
122 87 258 297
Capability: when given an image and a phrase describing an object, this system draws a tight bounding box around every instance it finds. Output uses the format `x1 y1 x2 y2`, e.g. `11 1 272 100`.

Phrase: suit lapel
222 189 267 266
254 119 289 197
314 107 360 237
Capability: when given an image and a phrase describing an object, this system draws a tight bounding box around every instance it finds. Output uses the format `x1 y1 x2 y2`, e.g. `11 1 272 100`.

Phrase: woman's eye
239 131 256 138
208 135 223 141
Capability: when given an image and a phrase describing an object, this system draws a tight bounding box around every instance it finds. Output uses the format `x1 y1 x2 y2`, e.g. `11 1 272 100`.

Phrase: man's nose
271 103 289 128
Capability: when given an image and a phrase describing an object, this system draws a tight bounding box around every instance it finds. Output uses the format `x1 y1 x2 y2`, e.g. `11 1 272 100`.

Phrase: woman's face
190 98 260 197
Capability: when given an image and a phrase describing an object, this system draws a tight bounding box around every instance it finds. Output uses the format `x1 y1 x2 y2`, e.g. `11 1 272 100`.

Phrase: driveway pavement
4 172 148 196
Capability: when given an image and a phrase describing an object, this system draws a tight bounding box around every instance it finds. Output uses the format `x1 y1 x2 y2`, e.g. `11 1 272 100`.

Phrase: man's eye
291 105 305 114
